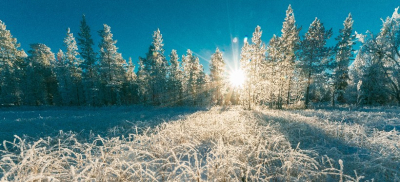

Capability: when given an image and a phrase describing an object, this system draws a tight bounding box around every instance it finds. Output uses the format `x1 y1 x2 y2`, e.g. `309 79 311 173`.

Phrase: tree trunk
305 71 312 109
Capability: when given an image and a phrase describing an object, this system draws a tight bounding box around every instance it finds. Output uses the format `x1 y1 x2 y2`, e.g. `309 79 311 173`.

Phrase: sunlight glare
229 69 245 88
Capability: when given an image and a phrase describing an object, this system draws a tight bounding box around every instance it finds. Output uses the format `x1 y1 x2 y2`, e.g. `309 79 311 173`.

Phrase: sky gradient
1 0 399 72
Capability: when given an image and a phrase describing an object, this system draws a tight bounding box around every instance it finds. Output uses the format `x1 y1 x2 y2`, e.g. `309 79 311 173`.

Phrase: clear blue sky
1 0 399 72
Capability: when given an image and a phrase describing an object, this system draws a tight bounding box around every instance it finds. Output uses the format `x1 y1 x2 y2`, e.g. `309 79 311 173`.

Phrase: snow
0 106 399 181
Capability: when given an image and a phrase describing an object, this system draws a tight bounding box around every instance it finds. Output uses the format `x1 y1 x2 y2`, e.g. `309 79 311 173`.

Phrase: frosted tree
353 7 400 104
63 28 84 105
279 5 301 106
265 34 282 108
167 49 183 106
25 44 60 105
146 29 168 105
332 14 355 106
209 47 226 105
136 57 150 104
98 24 126 105
77 15 100 106
240 26 266 109
298 18 332 108
123 57 138 104
182 49 203 105
54 49 73 105
196 63 208 106
0 20 26 105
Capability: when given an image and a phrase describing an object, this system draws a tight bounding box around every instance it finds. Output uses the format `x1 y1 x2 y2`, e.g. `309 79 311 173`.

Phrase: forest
0 5 400 181
1 6 400 109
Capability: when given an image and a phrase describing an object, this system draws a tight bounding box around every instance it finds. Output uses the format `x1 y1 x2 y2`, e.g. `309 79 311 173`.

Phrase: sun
229 69 245 88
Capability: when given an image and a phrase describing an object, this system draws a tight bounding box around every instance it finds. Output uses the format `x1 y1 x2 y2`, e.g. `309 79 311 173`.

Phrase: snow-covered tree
279 5 301 106
209 47 226 105
54 49 72 105
25 44 60 105
240 26 266 109
63 28 84 105
352 7 400 105
122 57 138 104
147 29 168 105
0 20 26 105
265 34 283 108
332 13 355 106
167 49 183 106
77 15 100 106
182 49 205 105
137 57 150 104
298 18 332 108
98 24 126 105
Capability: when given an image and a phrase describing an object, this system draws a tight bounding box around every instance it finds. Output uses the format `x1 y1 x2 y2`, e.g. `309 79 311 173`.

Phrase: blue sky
1 0 399 72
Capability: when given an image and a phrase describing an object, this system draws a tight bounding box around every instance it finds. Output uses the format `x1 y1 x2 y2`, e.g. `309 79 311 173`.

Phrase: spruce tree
26 44 60 105
64 28 83 105
279 5 301 106
298 18 332 108
0 20 26 105
332 13 355 106
98 24 126 105
209 47 226 105
168 49 183 106
77 15 99 106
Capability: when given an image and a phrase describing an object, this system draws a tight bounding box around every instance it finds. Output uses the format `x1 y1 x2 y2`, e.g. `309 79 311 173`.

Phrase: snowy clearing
0 106 399 181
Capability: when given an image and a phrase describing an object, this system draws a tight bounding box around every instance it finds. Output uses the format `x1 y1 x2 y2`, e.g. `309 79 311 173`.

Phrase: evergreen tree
240 26 266 109
168 49 183 106
279 5 301 106
137 57 150 104
298 18 332 108
182 49 203 105
265 34 282 108
64 28 84 105
25 44 60 105
0 20 26 105
123 57 138 104
147 29 168 105
209 47 226 105
98 24 126 105
332 13 355 106
54 49 73 105
77 15 100 106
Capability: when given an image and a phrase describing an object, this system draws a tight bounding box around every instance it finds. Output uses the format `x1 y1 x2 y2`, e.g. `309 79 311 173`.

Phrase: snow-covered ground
0 106 399 181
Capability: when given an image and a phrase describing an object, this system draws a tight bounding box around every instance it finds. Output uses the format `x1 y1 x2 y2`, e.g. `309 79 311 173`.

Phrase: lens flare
232 37 238 43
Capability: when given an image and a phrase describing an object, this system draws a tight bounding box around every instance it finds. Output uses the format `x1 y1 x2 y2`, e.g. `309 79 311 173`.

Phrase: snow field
0 106 398 181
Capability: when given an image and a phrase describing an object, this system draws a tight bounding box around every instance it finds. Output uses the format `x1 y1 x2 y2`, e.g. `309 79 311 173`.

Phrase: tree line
1 5 400 108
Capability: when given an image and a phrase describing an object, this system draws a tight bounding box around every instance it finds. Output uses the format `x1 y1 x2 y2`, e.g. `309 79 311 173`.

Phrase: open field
0 106 399 181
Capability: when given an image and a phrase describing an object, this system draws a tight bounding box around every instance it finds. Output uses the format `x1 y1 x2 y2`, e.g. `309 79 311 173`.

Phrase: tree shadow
252 110 399 181
0 106 207 142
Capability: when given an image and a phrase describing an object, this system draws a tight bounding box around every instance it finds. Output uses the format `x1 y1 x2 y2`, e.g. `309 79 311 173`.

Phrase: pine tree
265 34 282 108
168 49 183 106
147 29 168 105
54 49 73 105
64 28 84 105
279 5 301 106
298 18 332 108
25 44 60 105
136 57 149 104
123 57 138 104
98 24 126 105
240 26 266 109
209 47 226 105
0 20 26 105
182 49 203 105
77 15 99 106
332 13 355 106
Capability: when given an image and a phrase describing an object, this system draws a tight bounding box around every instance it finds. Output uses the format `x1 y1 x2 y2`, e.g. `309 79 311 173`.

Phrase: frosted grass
0 106 398 181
